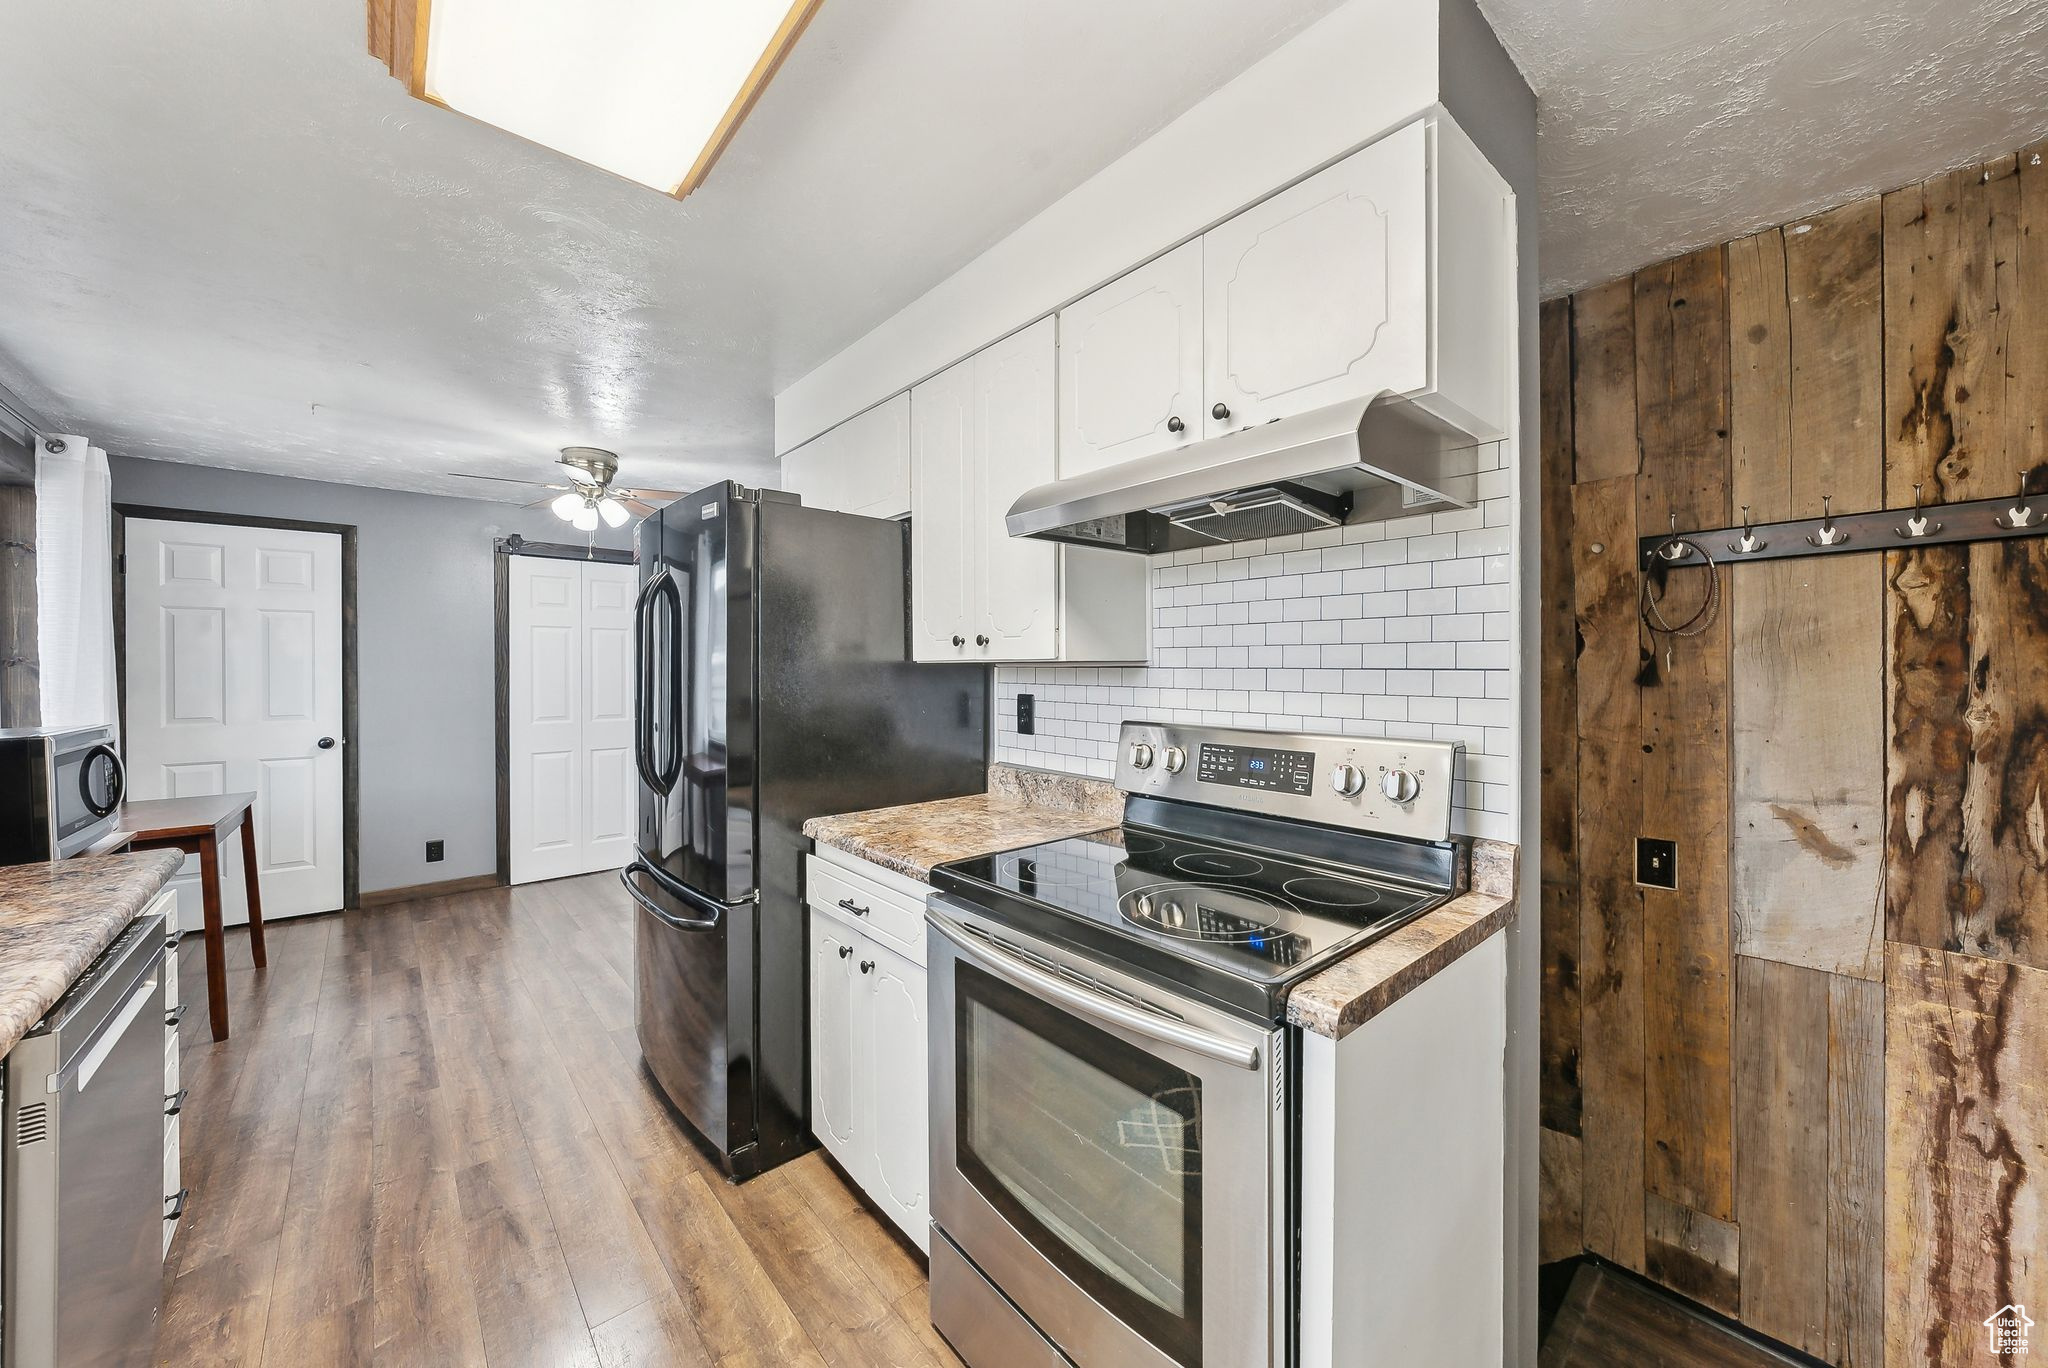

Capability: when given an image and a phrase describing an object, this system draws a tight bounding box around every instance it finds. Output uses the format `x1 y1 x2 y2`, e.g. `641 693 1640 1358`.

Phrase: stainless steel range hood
1006 394 1485 554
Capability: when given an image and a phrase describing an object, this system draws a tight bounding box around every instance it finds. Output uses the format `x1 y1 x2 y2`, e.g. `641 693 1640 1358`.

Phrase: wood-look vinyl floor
158 874 962 1368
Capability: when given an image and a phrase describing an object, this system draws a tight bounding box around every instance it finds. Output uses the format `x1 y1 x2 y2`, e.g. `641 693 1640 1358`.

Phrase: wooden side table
118 792 267 1041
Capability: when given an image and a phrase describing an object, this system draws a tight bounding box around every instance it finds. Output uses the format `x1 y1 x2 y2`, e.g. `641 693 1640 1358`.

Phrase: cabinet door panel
909 358 977 661
809 918 861 1175
1203 122 1428 435
865 944 930 1252
781 395 911 519
973 317 1058 659
1058 241 1204 479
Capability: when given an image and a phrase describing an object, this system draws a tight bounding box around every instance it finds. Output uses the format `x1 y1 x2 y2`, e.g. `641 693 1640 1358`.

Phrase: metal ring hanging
1640 535 1721 641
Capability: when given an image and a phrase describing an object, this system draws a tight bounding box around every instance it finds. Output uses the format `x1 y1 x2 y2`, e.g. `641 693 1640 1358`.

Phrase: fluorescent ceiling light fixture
413 0 823 198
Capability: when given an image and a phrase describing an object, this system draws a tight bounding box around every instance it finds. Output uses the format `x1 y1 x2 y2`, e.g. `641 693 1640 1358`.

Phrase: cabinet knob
859 959 875 975
975 634 990 647
1211 402 1230 420
951 634 965 647
838 945 852 959
1166 416 1184 433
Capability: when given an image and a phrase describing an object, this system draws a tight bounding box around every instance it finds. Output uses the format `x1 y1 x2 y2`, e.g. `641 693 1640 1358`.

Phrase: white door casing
123 518 345 923
1057 239 1205 480
508 554 637 885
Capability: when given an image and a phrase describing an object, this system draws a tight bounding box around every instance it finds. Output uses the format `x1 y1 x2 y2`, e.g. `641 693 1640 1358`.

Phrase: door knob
951 634 965 647
317 736 337 750
1211 402 1230 420
1167 416 1185 433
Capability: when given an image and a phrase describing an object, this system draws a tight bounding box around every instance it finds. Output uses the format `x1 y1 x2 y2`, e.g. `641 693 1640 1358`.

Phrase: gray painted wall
1439 2 1542 1363
110 455 635 895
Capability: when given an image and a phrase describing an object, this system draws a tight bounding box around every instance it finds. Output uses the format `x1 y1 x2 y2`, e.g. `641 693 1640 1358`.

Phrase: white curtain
35 435 118 733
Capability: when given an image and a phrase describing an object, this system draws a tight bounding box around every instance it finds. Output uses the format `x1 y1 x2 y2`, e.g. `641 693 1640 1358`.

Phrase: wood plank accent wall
1540 140 2048 1367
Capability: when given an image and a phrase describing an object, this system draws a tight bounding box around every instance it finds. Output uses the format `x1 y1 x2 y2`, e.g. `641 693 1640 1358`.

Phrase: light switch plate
1636 838 1676 889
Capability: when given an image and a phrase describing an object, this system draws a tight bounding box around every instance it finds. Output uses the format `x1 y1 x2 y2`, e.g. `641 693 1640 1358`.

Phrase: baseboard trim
358 873 502 908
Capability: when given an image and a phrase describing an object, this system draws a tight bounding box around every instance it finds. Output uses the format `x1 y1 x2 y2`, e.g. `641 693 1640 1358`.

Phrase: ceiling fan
448 447 684 530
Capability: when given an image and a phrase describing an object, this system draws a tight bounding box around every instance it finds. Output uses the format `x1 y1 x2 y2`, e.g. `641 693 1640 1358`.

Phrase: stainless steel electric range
923 721 1463 1368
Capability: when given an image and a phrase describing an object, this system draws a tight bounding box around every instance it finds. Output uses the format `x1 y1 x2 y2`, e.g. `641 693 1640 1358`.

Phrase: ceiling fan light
551 492 584 520
598 497 630 528
571 504 601 532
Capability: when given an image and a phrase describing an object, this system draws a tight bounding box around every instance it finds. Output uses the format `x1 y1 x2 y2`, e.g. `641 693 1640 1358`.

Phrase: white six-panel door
124 518 345 922
508 554 637 885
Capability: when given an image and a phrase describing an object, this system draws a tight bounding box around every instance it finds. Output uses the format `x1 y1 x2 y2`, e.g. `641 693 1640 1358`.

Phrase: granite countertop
1287 838 1519 1041
0 850 185 1058
802 763 1123 882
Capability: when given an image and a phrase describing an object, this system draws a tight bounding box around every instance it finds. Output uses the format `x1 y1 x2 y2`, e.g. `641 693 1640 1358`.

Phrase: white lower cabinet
806 851 930 1252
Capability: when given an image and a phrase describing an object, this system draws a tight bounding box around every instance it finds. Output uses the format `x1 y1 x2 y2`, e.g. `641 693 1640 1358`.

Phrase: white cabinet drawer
806 853 927 966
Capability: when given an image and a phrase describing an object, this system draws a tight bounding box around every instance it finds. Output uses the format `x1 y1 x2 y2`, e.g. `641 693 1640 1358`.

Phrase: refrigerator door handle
655 572 686 791
621 859 728 931
632 571 664 794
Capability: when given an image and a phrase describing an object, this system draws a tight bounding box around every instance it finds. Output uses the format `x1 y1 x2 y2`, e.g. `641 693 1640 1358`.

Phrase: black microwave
0 725 126 862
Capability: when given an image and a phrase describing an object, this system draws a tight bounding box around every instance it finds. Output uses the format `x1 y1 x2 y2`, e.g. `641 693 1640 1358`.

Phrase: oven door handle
929 910 1261 1071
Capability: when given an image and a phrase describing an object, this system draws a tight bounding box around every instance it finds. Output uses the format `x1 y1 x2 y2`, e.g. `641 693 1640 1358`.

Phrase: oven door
927 897 1285 1368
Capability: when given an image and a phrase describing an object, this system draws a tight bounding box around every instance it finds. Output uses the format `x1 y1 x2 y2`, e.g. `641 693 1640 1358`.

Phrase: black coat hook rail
1637 485 2048 571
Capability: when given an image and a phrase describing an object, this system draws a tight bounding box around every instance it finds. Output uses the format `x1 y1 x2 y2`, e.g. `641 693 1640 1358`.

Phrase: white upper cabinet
909 358 978 658
1057 240 1204 479
779 393 911 520
913 318 1149 664
1204 118 1506 441
1203 122 1428 436
973 319 1059 658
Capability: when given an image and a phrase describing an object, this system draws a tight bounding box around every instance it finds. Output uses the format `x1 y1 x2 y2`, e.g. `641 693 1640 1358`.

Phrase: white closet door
509 555 637 884
124 517 345 922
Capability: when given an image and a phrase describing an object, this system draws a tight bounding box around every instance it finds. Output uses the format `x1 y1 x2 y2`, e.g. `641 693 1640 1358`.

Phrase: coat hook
1656 511 1694 562
1728 506 1765 554
1997 470 2037 529
1807 494 1848 548
1895 482 1944 539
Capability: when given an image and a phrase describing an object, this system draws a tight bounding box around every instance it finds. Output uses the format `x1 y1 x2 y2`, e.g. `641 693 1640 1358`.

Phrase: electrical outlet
1635 838 1676 890
1017 693 1036 735
425 840 444 864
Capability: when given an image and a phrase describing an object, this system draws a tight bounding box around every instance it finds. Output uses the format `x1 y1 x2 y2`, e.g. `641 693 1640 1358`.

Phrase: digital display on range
1197 743 1315 794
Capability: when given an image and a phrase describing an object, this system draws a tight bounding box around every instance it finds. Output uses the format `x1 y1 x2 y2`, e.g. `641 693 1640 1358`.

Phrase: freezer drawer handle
929 909 1262 1070
165 1188 190 1223
620 861 725 932
836 897 869 918
165 1088 189 1117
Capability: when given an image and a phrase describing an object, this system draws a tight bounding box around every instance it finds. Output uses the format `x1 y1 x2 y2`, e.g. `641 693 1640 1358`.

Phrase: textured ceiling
1479 0 2048 297
0 0 1345 498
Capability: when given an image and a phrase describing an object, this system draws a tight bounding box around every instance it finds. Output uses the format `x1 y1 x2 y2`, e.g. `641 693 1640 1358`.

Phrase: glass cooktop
935 826 1445 995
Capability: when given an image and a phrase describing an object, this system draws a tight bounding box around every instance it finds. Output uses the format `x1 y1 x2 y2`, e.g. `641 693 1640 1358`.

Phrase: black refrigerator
625 481 987 1180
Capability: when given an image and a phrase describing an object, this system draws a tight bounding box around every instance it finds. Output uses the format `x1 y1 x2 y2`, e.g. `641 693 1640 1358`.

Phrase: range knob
1129 742 1157 770
1162 745 1187 774
1330 763 1367 797
1381 768 1422 804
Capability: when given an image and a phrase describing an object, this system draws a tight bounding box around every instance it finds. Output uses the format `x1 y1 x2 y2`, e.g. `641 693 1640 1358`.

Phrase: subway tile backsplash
994 457 1518 842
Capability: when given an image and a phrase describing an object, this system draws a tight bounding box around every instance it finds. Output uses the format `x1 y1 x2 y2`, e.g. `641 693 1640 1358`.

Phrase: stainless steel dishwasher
3 902 170 1368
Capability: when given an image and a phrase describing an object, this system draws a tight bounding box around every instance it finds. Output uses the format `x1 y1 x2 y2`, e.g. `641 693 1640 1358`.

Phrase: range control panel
1115 721 1461 843
1196 743 1316 795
